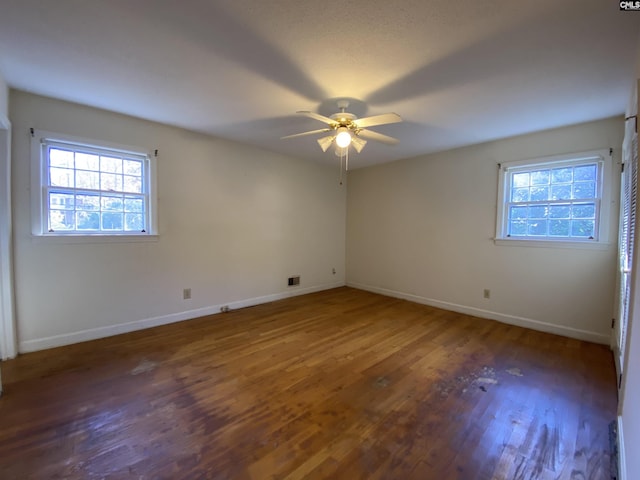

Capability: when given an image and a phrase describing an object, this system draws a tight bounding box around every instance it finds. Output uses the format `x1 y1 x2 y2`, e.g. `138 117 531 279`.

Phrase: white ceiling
0 0 638 168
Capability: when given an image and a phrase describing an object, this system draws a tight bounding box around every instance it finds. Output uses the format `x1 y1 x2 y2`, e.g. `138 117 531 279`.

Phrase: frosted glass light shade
335 128 352 148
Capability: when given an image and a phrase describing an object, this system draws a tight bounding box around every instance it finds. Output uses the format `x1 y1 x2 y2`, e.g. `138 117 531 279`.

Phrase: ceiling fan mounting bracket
336 99 350 111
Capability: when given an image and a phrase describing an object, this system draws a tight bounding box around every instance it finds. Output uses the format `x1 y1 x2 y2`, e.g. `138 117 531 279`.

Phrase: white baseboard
18 281 345 353
347 282 610 345
618 416 626 480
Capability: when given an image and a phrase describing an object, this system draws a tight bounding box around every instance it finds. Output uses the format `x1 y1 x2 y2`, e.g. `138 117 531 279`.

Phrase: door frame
0 113 16 362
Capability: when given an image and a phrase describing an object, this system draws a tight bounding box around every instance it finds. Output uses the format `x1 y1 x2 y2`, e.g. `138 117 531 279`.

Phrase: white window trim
495 148 613 249
30 129 158 241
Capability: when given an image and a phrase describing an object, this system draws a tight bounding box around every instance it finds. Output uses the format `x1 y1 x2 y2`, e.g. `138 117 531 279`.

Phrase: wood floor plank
0 287 617 479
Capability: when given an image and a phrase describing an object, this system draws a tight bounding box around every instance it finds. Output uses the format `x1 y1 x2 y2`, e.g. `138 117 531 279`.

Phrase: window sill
31 234 159 245
494 238 610 250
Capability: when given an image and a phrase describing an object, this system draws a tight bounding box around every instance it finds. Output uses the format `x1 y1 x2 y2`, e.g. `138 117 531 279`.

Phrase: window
31 130 157 237
496 149 612 246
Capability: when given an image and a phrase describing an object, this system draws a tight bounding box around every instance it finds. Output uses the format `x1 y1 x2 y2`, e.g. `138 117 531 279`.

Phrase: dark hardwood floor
0 287 617 479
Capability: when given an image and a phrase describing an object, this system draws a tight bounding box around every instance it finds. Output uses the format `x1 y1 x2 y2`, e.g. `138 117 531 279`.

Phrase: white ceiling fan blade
281 128 331 140
297 111 337 126
351 136 367 153
317 135 335 152
353 113 402 129
357 128 399 145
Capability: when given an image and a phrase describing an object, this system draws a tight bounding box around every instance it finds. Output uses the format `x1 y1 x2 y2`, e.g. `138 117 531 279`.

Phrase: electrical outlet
483 289 490 299
332 268 336 275
183 288 191 300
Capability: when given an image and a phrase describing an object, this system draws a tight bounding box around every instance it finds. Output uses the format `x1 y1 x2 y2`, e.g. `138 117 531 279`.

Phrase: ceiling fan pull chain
346 147 349 172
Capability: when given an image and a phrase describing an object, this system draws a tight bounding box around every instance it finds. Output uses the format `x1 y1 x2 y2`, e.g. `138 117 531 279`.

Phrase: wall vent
288 275 300 287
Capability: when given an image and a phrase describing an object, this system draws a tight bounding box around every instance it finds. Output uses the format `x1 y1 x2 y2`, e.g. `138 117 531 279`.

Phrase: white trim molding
0 115 17 359
18 281 345 353
347 281 610 345
618 415 627 480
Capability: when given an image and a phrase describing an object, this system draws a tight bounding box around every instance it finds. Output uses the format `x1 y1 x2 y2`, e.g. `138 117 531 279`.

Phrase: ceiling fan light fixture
335 127 352 148
317 135 334 152
284 103 402 159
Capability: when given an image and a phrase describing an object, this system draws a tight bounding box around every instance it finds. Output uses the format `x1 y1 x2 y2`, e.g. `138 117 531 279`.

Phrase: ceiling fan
281 100 402 155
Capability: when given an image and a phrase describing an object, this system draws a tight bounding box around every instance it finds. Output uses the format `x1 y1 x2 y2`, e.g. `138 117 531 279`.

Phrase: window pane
512 188 529 202
76 194 100 210
550 185 572 200
510 206 527 219
123 159 142 175
571 219 594 237
124 197 143 212
509 221 527 236
49 192 74 210
573 182 595 199
75 152 99 171
102 212 123 230
551 168 572 183
49 148 74 168
50 210 75 230
125 213 144 231
512 172 529 188
530 186 549 201
549 219 570 236
574 164 596 181
50 167 74 187
101 173 123 192
123 175 142 193
76 211 99 230
102 195 123 212
549 205 570 218
573 203 595 219
528 206 547 218
101 156 122 173
528 220 547 236
530 170 549 185
76 170 99 190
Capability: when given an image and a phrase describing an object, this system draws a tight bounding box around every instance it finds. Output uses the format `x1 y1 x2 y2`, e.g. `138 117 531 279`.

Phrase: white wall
10 91 346 352
347 117 623 343
619 34 640 480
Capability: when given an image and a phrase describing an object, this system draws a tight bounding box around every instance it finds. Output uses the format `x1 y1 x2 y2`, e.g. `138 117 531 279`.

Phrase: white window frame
495 149 613 248
31 129 158 241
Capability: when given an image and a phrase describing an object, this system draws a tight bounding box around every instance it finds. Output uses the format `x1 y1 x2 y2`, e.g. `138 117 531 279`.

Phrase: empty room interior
0 1 639 479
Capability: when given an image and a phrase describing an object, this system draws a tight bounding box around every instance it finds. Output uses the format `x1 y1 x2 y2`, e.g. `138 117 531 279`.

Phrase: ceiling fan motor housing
330 112 357 128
